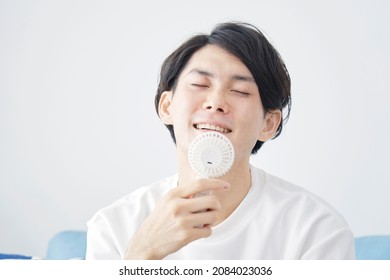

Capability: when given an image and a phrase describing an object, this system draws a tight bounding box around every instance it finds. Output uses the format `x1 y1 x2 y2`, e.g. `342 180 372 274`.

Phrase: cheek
238 106 265 137
172 92 200 113
237 100 263 122
169 96 194 125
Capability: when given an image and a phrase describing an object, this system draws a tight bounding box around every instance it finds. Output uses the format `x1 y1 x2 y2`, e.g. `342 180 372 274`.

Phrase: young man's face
159 44 280 164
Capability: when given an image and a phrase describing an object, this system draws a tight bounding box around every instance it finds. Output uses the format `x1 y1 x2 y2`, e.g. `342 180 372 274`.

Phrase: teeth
195 123 231 133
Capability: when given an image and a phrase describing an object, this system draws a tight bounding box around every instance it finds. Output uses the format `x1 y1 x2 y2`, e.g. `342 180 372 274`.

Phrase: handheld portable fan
188 131 235 179
188 131 235 225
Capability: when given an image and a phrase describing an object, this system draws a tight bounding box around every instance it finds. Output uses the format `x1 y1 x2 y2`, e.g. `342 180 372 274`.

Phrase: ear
258 110 282 142
158 91 174 125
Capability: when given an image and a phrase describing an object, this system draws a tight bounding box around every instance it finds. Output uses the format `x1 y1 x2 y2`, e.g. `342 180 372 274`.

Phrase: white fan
188 131 235 225
188 131 235 179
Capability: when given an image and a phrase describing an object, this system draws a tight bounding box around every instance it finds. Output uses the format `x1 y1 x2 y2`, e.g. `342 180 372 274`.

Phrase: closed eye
191 83 209 88
231 90 250 96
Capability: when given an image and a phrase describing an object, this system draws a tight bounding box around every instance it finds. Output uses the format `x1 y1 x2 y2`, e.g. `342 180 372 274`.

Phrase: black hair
155 22 291 154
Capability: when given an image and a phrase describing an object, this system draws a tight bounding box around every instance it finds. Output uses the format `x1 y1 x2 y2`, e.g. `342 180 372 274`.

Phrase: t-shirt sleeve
301 226 355 259
85 213 122 260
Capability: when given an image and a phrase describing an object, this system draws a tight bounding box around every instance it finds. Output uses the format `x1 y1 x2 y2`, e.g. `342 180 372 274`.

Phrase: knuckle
169 203 181 218
203 227 212 237
167 188 180 199
208 196 220 208
176 217 185 227
177 228 192 242
193 179 203 190
163 190 175 202
176 216 190 229
208 211 219 222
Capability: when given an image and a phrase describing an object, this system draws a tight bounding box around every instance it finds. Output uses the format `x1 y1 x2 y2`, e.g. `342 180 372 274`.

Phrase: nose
202 89 228 113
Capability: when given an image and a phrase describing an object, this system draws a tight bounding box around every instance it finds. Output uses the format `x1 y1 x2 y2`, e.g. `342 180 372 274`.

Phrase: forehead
180 44 254 79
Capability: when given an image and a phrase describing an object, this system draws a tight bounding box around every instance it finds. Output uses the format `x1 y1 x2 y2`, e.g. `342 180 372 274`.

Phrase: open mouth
194 123 232 133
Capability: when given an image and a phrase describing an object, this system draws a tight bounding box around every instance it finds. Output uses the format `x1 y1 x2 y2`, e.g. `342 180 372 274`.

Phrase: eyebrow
187 68 255 83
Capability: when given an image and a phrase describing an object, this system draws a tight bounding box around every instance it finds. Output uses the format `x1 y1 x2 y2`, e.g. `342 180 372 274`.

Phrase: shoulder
251 165 349 229
86 175 177 259
88 175 177 226
251 166 354 259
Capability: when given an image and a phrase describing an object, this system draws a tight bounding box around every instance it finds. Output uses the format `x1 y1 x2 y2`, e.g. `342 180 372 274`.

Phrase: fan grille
188 132 235 178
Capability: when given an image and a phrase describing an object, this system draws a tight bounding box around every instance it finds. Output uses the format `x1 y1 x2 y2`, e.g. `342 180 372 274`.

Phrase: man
86 22 355 259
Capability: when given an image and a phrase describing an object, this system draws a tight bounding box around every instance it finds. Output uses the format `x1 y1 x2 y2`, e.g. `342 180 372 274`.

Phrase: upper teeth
195 123 230 133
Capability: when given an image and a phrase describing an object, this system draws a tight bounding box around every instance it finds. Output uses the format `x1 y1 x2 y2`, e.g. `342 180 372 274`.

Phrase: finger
185 195 222 213
190 209 220 228
186 226 213 241
176 178 230 198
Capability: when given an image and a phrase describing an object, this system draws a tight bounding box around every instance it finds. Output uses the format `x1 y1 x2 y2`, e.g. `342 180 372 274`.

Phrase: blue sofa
1 231 390 260
46 230 87 260
0 231 87 260
354 235 390 260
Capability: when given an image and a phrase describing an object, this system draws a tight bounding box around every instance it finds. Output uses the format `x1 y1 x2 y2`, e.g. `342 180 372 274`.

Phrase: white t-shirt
86 165 355 259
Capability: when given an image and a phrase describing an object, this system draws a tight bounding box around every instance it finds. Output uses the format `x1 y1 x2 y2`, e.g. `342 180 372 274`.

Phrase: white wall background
1 0 389 257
